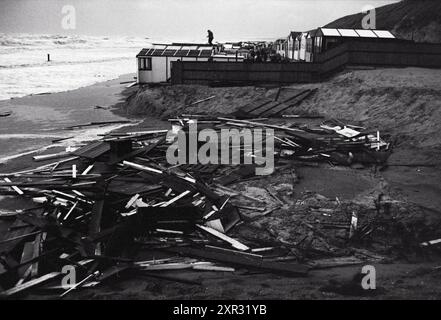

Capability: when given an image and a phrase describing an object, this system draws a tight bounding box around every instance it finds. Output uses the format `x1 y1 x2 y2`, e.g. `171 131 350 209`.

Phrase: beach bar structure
290 28 397 63
136 44 214 83
313 28 397 55
137 43 246 84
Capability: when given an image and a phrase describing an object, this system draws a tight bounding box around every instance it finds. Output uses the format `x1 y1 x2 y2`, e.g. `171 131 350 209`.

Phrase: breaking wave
0 33 154 100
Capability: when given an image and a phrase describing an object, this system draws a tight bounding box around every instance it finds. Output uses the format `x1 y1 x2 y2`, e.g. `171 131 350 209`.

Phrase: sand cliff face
290 68 441 152
121 67 441 164
325 0 441 43
120 84 267 118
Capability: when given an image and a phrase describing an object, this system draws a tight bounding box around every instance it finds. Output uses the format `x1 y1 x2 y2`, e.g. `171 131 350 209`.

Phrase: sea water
0 33 152 100
0 33 158 160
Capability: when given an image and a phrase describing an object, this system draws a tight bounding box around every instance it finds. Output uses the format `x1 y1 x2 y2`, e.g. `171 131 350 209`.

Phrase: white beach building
136 43 245 84
298 32 308 61
136 44 214 84
286 31 301 60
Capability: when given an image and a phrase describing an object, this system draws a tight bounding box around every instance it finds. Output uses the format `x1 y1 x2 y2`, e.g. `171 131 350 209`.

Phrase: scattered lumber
0 109 393 298
168 246 309 277
0 272 61 297
187 95 216 107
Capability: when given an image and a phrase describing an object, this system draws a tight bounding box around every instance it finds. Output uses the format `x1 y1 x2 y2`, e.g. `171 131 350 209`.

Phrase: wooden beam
122 160 163 174
3 178 23 195
0 272 61 297
196 224 249 251
168 246 309 277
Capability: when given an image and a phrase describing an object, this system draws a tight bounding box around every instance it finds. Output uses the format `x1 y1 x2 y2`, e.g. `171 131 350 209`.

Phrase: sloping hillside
325 0 441 43
120 67 441 163
286 67 441 164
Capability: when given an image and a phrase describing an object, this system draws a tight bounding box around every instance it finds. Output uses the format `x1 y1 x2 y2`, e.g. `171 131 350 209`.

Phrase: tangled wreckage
1 97 437 298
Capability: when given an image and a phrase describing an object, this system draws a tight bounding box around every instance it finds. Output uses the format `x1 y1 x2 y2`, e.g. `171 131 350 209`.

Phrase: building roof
307 29 319 38
337 29 359 37
318 28 396 39
137 44 214 58
372 30 396 38
171 42 214 47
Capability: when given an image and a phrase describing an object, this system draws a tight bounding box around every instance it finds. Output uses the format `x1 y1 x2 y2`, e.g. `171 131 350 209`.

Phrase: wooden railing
171 41 441 85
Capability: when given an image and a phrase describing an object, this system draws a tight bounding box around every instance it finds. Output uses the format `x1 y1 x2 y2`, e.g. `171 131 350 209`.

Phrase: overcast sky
0 0 400 41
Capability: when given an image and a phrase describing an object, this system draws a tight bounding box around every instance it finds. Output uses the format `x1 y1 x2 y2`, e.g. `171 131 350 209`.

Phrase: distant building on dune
305 29 318 62
289 27 400 62
313 28 398 55
138 28 411 86
293 33 301 61
273 38 286 57
298 32 308 61
286 31 302 60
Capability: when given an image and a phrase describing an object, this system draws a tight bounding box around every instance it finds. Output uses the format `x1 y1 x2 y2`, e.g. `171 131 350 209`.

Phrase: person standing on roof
207 30 214 45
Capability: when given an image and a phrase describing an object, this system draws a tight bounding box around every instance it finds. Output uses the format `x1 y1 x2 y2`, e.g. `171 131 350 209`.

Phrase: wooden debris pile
0 115 392 298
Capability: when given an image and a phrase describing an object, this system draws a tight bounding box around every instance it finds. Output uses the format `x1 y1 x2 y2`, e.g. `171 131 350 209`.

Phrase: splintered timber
166 120 275 175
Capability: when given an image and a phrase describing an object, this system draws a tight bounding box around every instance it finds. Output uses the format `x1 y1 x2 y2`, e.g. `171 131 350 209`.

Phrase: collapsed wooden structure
0 97 393 297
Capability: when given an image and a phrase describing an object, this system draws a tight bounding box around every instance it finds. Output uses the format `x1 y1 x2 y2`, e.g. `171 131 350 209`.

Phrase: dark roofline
137 45 214 58
307 29 319 37
289 31 302 38
171 42 214 47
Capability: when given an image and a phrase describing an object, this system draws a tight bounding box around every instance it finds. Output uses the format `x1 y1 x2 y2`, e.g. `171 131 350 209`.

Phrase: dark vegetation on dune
325 0 441 43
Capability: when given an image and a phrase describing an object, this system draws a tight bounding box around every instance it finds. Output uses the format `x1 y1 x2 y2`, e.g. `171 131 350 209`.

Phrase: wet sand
2 68 441 300
0 74 138 161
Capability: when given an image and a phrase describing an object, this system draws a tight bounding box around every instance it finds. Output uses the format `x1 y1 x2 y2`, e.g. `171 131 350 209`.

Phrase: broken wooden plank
33 151 73 162
73 141 110 159
196 224 249 251
187 95 216 107
265 187 284 206
161 190 191 207
309 256 364 269
0 272 61 297
122 160 163 174
421 239 441 247
168 246 309 277
3 178 23 195
217 117 304 134
192 264 235 272
349 211 358 239
60 271 100 298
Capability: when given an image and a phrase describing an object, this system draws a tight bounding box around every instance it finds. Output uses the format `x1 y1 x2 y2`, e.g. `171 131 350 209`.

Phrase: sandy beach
1 66 441 300
0 74 140 161
0 74 169 220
